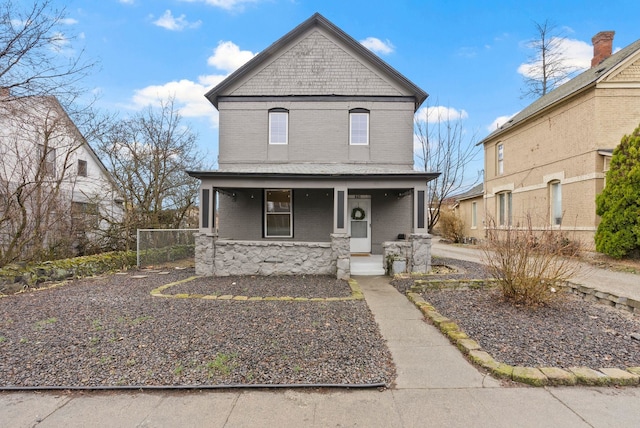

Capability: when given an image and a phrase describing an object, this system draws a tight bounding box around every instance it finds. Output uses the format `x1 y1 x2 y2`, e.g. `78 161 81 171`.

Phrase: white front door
348 198 371 253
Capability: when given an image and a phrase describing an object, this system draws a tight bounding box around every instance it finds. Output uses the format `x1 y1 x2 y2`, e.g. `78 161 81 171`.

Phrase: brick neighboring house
480 31 640 248
188 13 438 278
451 183 484 242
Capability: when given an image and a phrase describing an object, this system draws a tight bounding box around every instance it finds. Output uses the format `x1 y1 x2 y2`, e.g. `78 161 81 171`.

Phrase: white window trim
550 181 562 227
349 111 369 145
269 111 288 145
264 189 293 238
498 191 512 227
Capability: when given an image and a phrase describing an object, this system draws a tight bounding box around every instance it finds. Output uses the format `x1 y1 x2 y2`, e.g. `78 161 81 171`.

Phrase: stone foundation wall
331 233 350 280
382 233 432 274
195 234 336 276
382 241 411 274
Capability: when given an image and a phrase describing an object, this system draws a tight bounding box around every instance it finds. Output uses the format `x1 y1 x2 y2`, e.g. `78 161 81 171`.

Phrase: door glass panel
351 220 367 238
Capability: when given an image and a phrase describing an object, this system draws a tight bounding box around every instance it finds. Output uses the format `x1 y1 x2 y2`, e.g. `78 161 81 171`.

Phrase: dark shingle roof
453 183 484 202
480 37 640 144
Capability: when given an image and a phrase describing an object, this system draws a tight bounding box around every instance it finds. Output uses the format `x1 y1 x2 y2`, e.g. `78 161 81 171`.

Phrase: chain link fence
136 229 197 268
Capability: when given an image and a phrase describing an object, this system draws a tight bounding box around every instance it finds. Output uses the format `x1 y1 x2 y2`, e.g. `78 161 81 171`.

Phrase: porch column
195 185 217 276
413 185 428 233
333 186 348 233
332 186 350 279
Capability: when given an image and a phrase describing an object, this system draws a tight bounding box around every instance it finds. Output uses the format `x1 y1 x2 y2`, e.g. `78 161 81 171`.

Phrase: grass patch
34 317 57 330
205 353 237 377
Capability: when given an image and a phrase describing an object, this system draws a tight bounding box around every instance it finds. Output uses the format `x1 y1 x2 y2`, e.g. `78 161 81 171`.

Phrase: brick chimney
591 31 615 67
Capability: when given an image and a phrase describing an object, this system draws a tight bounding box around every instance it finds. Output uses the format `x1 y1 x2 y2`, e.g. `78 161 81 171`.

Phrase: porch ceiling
187 169 439 189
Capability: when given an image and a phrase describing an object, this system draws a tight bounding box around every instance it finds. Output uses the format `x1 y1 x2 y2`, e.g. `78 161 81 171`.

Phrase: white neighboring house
0 89 123 259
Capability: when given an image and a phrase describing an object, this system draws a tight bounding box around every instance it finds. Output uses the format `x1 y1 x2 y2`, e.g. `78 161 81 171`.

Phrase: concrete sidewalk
430 238 640 302
3 275 640 427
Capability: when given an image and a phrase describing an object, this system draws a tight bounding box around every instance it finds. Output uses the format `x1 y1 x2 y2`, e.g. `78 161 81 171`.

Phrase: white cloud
207 41 256 73
131 77 222 120
415 106 468 124
517 37 591 80
360 37 395 55
50 31 75 56
487 112 519 132
119 0 135 4
153 10 202 31
178 0 261 11
129 41 255 127
58 18 78 25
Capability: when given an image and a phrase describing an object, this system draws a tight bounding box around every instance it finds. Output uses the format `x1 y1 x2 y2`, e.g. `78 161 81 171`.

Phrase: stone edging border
150 277 364 301
406 291 640 387
565 282 640 314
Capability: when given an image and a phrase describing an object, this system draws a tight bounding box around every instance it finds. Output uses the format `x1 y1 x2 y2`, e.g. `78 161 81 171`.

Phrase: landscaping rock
539 367 578 386
569 367 610 386
599 368 640 386
512 367 548 386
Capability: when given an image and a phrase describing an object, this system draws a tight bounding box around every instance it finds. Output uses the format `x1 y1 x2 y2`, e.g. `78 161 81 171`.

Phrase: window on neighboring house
498 191 512 226
38 144 56 177
496 143 504 175
269 109 288 144
78 159 87 177
265 189 292 237
349 109 369 145
471 201 477 228
71 201 100 228
550 181 562 226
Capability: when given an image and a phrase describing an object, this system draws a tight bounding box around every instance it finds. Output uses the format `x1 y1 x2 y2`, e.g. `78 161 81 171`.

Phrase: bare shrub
438 209 465 243
481 216 581 306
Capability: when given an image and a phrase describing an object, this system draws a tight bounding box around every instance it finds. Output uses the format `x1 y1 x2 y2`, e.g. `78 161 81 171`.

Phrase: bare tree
0 98 88 264
520 20 573 99
0 0 93 104
415 104 481 233
91 98 209 250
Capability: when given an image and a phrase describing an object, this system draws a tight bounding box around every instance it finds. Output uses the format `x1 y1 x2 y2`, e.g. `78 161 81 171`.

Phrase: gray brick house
189 13 438 278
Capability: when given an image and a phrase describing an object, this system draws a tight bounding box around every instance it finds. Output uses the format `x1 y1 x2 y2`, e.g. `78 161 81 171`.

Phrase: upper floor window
78 159 88 177
498 191 512 226
349 109 369 145
550 181 562 226
496 143 504 175
269 108 288 145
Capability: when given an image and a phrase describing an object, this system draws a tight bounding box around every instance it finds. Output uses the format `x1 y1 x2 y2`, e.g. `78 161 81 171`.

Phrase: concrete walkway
3 274 640 427
431 238 640 302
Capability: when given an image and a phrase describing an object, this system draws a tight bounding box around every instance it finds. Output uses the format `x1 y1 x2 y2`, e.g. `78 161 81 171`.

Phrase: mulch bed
392 257 640 370
0 270 394 388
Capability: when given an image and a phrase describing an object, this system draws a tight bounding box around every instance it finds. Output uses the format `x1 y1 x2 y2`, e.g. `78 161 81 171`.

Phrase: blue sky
50 0 640 180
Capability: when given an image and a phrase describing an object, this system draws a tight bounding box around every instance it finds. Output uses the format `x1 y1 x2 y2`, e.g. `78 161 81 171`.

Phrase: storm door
348 197 371 253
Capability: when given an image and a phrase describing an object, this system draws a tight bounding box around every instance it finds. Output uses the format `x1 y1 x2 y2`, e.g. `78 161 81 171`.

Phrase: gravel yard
393 257 640 370
0 270 395 388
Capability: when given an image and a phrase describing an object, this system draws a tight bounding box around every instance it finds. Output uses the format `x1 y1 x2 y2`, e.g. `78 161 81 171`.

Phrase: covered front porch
188 169 438 278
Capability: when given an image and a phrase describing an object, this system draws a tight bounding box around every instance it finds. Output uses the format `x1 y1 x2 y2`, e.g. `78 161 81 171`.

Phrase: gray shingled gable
481 37 640 144
205 13 427 110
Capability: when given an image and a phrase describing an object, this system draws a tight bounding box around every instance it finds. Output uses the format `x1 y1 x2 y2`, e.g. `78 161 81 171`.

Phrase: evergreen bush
595 124 640 259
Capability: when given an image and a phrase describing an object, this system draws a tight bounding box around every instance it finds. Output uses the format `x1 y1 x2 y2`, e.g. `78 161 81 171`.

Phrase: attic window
78 159 87 177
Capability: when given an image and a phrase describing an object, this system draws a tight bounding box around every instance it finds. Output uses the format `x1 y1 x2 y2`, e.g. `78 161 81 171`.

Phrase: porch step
350 255 386 276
